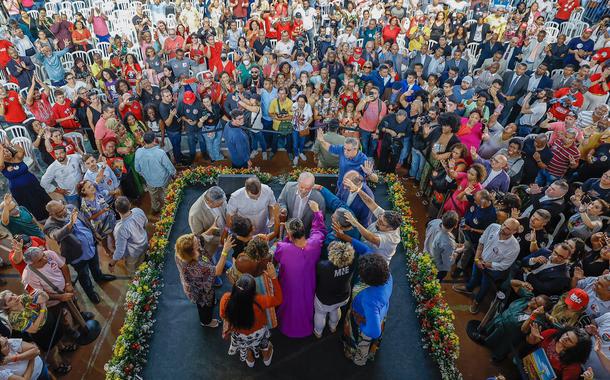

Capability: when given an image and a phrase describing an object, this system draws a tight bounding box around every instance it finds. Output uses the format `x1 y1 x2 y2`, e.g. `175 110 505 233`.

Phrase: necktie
504 47 511 60
508 74 519 94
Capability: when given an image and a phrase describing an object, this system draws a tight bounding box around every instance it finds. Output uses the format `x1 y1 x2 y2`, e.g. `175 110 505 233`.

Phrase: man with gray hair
316 130 378 187
312 120 346 168
188 186 227 254
278 172 326 232
110 197 149 275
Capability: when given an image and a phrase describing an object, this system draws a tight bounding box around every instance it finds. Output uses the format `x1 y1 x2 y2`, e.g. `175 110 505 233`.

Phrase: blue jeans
203 129 223 161
51 79 66 87
187 124 206 158
398 136 412 165
262 118 274 149
251 132 267 152
166 130 183 161
292 130 305 156
466 264 505 303
535 169 559 187
360 130 377 157
409 149 426 180
517 124 533 137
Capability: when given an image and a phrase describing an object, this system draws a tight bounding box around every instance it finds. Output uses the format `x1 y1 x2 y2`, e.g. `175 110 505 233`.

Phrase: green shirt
3 206 44 238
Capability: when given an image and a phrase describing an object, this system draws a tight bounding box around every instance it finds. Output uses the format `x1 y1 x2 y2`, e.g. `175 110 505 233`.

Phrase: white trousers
313 295 349 335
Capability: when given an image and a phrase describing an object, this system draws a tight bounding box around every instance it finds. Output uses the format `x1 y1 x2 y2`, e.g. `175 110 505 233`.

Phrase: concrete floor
0 150 517 379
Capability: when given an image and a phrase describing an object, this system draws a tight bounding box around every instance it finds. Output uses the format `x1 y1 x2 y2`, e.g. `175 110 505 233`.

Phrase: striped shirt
547 140 580 178
576 110 595 130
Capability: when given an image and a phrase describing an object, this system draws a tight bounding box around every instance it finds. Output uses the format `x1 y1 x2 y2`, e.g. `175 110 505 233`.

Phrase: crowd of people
0 0 607 377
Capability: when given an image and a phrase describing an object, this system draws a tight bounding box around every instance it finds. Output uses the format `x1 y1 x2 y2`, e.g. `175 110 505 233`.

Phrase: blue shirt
35 48 69 82
352 275 393 339
72 218 96 264
134 146 176 187
565 38 594 66
329 144 367 186
223 124 251 167
261 87 278 121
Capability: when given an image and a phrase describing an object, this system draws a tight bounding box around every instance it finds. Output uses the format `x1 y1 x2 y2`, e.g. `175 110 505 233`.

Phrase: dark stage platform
142 183 440 380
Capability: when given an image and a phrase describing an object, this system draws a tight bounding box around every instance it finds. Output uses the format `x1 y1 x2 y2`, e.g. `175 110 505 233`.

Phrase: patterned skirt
341 308 385 366
228 326 271 362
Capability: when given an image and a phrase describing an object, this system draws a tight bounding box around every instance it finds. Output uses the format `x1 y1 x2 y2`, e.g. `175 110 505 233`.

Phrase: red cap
354 47 363 54
565 288 589 311
183 91 196 105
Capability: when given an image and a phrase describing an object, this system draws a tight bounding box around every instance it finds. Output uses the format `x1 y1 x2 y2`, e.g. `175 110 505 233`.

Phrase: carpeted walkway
143 183 440 380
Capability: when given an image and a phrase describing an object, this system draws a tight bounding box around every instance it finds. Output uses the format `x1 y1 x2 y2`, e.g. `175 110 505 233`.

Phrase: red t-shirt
275 22 294 40
382 25 401 43
29 93 56 127
588 73 610 96
123 63 142 86
2 90 27 123
52 101 79 130
9 236 45 275
539 329 583 380
592 47 610 65
49 139 78 159
339 91 360 108
119 100 143 121
0 40 13 69
555 0 579 21
347 56 366 70
549 87 584 121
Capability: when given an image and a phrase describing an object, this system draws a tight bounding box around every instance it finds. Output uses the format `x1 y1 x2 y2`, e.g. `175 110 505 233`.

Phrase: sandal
60 343 78 352
54 363 72 375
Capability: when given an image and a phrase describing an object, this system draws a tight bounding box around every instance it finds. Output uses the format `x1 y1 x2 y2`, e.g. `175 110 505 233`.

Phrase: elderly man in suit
500 63 530 124
551 64 576 90
521 31 548 71
521 180 570 224
43 200 116 304
278 171 326 231
499 37 523 73
188 186 227 254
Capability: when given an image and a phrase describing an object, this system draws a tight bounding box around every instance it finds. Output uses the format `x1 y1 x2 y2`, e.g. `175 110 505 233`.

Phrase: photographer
409 109 439 181
378 110 409 173
178 91 207 163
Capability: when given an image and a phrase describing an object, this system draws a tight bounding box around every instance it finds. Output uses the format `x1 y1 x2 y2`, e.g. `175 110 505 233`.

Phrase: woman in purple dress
274 200 326 338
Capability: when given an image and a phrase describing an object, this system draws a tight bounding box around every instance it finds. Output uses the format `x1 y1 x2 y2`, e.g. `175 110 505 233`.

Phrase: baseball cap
354 47 363 54
462 75 473 84
565 288 589 311
183 91 196 105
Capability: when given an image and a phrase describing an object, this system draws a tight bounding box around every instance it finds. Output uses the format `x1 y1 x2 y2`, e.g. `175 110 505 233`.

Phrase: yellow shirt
90 59 112 89
268 97 293 131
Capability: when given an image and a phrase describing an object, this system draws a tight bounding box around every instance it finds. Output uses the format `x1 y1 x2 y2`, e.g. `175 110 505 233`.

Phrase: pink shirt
92 16 109 37
21 250 66 306
95 117 117 141
358 100 387 132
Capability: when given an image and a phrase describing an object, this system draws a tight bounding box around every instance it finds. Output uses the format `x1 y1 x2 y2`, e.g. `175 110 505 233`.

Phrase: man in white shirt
573 273 610 319
585 312 610 379
454 219 521 313
40 146 84 207
342 178 403 265
519 89 550 135
227 176 277 235
274 30 294 63
337 25 358 48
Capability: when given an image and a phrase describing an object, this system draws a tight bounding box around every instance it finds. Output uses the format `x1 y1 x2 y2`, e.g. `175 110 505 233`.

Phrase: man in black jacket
517 243 573 296
43 200 116 304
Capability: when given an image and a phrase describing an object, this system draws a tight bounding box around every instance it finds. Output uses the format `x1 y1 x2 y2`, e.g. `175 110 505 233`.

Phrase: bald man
453 218 521 314
471 147 511 193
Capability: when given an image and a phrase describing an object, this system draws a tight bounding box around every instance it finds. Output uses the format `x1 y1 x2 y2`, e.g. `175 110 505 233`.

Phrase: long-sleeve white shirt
40 155 84 195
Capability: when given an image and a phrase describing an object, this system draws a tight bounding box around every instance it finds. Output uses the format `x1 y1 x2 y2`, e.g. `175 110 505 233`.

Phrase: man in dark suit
466 17 491 44
500 37 523 72
408 44 432 71
528 63 553 90
518 243 573 296
43 200 116 304
500 63 530 124
443 49 469 79
475 33 503 70
521 179 569 227
278 171 326 231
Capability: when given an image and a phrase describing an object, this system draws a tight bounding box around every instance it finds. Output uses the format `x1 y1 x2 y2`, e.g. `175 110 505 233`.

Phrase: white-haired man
278 172 326 231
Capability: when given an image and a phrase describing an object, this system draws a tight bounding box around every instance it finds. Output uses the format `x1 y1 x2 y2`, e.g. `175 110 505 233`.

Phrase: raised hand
223 235 236 253
361 160 374 176
263 262 277 279
308 200 319 212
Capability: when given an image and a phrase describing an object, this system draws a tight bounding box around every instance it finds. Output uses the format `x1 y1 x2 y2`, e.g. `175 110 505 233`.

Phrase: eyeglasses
364 66 372 69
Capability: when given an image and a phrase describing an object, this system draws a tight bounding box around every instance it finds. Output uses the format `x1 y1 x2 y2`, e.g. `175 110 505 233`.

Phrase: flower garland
105 166 271 379
105 166 460 380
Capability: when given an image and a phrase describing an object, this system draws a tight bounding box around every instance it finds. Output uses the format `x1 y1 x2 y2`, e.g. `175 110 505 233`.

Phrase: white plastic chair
544 21 559 30
27 10 39 18
10 137 36 170
356 38 364 48
60 53 74 70
5 125 30 140
269 39 277 49
64 132 86 153
227 52 235 62
87 48 103 63
71 50 90 66
551 68 562 78
3 83 19 92
97 42 111 59
0 129 7 144
166 14 176 28
428 39 438 50
569 7 584 22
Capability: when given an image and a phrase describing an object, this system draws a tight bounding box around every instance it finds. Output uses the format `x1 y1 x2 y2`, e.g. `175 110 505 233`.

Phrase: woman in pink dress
274 201 326 338
457 110 484 154
443 163 487 216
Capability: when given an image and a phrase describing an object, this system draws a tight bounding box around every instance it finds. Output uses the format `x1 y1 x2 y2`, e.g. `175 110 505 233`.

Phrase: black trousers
71 251 103 297
197 303 214 325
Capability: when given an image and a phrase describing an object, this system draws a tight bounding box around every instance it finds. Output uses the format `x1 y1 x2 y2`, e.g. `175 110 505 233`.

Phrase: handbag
298 128 310 137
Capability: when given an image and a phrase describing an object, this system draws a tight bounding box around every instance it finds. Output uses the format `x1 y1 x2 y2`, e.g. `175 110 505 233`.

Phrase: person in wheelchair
469 279 552 363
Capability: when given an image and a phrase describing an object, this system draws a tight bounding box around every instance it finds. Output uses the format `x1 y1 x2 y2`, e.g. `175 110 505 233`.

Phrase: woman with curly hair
342 253 393 366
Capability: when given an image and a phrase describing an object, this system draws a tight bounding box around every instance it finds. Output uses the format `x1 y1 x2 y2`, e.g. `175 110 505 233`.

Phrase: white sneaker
292 157 299 166
299 153 307 161
250 151 258 159
262 152 268 160
201 319 220 328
